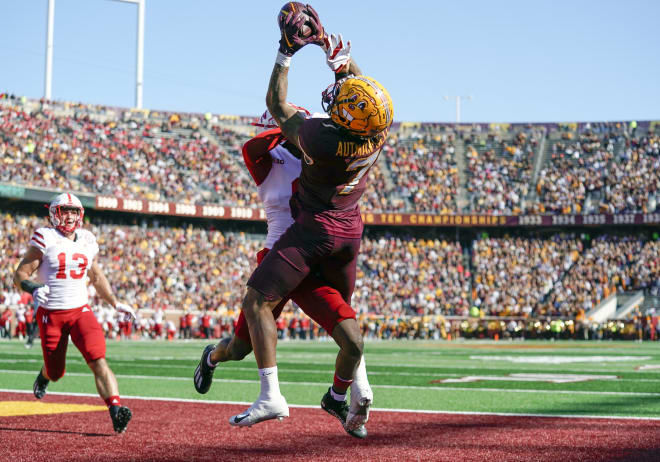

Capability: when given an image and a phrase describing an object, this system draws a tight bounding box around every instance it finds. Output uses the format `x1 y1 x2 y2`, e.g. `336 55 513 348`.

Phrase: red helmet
49 193 84 234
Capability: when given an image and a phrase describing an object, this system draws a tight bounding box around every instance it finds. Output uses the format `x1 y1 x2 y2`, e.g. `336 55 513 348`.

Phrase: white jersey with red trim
258 145 301 249
16 306 26 323
29 227 99 310
152 308 164 324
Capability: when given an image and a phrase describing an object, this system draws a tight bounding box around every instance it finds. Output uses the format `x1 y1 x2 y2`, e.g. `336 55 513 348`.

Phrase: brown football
298 22 312 38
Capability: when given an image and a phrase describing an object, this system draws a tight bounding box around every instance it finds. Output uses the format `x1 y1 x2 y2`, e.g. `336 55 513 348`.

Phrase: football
278 2 312 37
299 21 312 38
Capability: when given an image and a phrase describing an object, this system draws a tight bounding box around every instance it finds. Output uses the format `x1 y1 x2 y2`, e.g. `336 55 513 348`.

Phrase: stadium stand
1 95 659 341
464 126 540 215
384 129 459 213
2 210 658 341
2 97 658 214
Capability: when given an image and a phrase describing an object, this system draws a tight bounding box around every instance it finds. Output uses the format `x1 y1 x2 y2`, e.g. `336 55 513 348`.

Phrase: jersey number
56 252 89 280
339 151 380 195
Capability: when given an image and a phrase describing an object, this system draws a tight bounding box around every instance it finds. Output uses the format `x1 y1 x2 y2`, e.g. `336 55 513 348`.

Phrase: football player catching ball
223 1 392 434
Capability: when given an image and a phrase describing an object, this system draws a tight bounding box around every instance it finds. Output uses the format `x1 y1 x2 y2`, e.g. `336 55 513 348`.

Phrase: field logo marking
0 400 106 417
470 355 651 364
436 373 619 384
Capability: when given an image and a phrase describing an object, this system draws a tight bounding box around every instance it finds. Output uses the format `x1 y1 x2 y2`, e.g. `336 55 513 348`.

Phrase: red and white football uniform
15 306 27 337
152 307 164 338
166 320 176 341
258 144 301 249
104 307 118 337
29 227 98 310
29 226 105 380
234 127 356 342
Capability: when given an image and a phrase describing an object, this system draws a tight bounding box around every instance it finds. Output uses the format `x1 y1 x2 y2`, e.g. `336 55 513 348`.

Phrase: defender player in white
13 193 135 434
15 305 27 339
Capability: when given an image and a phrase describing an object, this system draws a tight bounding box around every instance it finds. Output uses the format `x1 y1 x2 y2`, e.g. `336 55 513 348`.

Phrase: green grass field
2 339 660 418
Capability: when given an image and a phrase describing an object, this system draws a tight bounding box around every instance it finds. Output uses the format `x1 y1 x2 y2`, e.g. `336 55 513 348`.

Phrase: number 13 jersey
29 227 99 310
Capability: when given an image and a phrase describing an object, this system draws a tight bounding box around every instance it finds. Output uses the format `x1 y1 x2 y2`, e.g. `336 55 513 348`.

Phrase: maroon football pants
235 246 356 342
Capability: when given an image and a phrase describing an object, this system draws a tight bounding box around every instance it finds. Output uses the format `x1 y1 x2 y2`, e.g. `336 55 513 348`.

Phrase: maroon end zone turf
1 391 660 462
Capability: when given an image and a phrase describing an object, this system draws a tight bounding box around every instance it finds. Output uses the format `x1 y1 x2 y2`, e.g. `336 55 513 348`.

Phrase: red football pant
36 305 106 381
15 321 27 337
234 248 356 343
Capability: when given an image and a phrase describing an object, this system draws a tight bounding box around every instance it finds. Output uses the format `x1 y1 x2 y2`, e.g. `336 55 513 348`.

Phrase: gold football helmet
322 76 393 138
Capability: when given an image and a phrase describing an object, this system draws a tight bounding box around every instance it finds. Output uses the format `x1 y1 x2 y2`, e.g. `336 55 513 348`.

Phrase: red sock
104 396 121 408
332 373 353 395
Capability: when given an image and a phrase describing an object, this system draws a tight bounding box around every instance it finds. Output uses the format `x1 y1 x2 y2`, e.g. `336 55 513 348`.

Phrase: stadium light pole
44 0 55 100
444 95 473 123
110 0 145 109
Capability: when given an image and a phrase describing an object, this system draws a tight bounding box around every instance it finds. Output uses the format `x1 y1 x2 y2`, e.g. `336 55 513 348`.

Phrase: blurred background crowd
1 96 658 342
2 96 658 215
1 211 658 341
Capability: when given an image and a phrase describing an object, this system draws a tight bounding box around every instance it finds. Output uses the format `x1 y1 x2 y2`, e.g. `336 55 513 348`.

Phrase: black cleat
33 371 49 399
193 344 216 394
348 423 367 439
321 387 368 439
109 405 132 434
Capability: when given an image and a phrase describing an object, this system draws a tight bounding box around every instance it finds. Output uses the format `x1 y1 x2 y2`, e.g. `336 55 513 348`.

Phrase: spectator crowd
1 210 658 341
1 96 659 342
2 97 658 215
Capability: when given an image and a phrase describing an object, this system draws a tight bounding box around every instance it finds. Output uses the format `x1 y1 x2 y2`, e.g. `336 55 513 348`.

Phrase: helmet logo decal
324 76 393 137
341 108 354 122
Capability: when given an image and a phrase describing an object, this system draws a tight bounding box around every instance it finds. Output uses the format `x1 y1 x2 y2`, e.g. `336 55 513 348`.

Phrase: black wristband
20 280 44 294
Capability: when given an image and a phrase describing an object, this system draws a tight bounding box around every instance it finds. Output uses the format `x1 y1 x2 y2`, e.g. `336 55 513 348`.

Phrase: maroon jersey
296 117 387 238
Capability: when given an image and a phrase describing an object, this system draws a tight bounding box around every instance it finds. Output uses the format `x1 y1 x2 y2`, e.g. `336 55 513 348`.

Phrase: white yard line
5 357 660 377
2 388 660 421
2 369 660 396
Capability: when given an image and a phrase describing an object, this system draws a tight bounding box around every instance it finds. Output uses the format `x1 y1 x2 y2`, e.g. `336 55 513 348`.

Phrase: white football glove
323 33 351 73
115 302 135 322
32 285 49 309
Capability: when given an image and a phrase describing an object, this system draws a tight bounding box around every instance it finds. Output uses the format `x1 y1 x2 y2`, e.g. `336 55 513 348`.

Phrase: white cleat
229 394 289 427
346 384 373 432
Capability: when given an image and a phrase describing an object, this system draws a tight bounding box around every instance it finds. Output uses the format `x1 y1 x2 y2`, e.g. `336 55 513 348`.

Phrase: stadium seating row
2 97 658 214
2 212 657 321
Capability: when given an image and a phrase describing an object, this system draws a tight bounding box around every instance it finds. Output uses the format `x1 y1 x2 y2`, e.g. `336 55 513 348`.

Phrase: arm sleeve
29 229 48 252
242 128 286 186
89 232 100 259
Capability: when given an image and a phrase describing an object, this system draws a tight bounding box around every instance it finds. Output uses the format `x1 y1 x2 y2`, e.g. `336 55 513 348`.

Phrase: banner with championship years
0 182 658 227
93 195 660 227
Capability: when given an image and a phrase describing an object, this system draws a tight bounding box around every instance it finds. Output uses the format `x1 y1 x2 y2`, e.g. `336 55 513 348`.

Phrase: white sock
258 366 281 399
330 388 347 401
352 355 372 398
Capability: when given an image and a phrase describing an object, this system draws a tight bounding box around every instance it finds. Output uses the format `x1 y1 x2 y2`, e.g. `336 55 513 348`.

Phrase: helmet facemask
48 193 85 234
50 205 84 234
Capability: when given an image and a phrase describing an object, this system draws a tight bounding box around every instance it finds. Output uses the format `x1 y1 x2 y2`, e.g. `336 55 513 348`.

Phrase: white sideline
2 369 660 396
2 388 660 421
